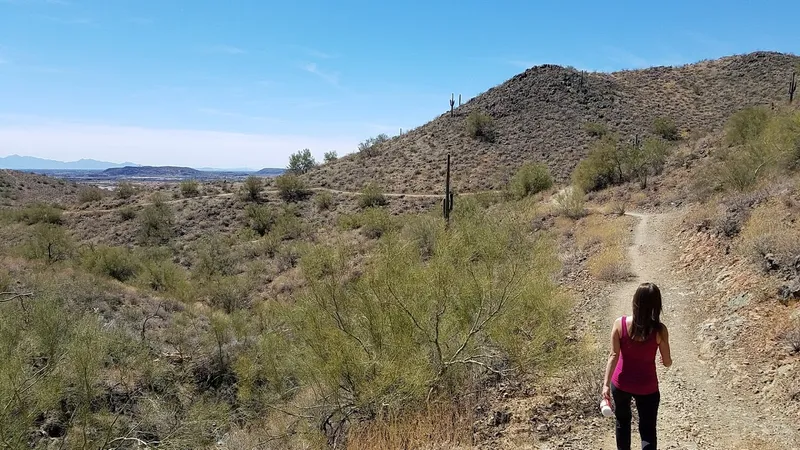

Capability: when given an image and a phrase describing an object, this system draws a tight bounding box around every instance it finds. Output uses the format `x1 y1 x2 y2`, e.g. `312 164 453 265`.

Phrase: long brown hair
631 282 663 341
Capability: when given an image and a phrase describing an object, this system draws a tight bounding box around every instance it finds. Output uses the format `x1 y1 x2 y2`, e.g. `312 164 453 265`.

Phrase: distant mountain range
102 166 202 177
0 155 284 174
0 155 140 170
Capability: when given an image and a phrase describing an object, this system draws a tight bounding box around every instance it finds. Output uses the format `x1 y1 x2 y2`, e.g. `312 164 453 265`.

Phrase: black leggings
611 384 660 450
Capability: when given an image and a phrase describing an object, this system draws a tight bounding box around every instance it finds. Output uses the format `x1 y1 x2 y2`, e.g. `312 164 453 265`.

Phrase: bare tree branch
0 292 33 303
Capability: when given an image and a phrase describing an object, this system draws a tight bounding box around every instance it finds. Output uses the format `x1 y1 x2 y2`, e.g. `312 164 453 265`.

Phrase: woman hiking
602 282 672 450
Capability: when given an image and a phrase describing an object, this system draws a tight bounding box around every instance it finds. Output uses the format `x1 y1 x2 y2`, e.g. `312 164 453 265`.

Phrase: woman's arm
602 318 621 402
659 324 672 367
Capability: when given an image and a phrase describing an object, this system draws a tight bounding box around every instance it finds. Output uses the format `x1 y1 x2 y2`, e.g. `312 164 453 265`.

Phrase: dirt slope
306 51 799 194
590 211 800 449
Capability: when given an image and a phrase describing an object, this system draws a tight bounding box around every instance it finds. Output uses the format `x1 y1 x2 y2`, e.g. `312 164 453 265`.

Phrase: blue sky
1 0 798 169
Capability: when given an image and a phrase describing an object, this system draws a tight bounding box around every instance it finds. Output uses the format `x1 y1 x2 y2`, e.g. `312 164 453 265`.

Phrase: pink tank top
611 316 659 395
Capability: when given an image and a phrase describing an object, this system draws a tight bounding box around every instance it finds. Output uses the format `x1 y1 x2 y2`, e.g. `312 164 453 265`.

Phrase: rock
487 410 511 427
536 423 548 433
764 253 780 272
778 279 800 304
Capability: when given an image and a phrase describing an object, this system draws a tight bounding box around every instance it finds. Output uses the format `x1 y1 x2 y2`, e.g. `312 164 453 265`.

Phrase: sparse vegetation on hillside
652 117 679 141
510 162 553 199
137 193 174 245
77 185 106 203
358 133 390 157
324 151 338 163
358 183 388 209
116 181 136 199
466 110 496 142
275 173 310 202
584 121 610 138
243 175 263 202
287 148 317 174
180 179 201 197
572 134 670 191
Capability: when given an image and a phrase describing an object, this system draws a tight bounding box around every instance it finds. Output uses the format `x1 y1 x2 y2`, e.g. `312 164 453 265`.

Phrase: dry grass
346 402 475 450
589 247 632 282
736 199 800 267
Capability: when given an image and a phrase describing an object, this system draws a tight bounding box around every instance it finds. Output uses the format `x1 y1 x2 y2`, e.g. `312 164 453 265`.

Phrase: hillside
0 169 79 207
305 51 800 193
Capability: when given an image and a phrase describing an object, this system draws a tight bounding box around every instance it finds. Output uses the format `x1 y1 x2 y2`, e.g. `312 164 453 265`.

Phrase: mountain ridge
305 51 800 193
0 154 140 170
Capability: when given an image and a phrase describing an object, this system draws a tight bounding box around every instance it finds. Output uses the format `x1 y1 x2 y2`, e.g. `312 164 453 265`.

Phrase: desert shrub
81 245 141 282
272 208 305 240
725 106 771 146
181 179 201 197
608 201 627 216
553 187 586 219
205 276 251 313
138 193 174 245
569 345 608 411
275 174 310 202
116 181 136 199
628 137 670 188
77 185 106 203
360 207 395 239
323 151 338 163
358 134 390 157
652 117 679 141
584 121 609 138
118 206 136 221
15 203 63 225
23 223 74 262
762 109 800 170
287 148 317 175
245 204 276 236
784 320 800 354
588 247 631 281
315 191 334 211
737 200 800 268
359 183 388 209
136 249 189 294
289 203 566 430
474 191 502 208
466 110 495 142
193 234 238 278
572 135 619 192
510 162 553 199
243 176 263 202
275 243 301 273
337 212 363 230
401 214 443 259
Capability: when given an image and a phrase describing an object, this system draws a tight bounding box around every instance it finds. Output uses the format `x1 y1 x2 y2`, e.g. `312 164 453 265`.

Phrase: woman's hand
602 384 611 403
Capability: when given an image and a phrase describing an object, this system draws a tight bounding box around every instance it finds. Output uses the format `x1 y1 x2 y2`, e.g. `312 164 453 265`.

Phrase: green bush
572 134 670 191
553 186 586 219
15 203 63 225
584 121 609 138
289 203 566 425
138 193 174 245
358 183 388 209
572 135 619 192
180 179 201 197
315 191 335 210
193 234 238 278
77 185 106 203
287 148 317 175
466 111 496 142
272 208 305 240
358 134 390 157
243 176 263 202
324 151 338 163
205 276 250 313
510 162 553 199
81 245 141 282
725 106 771 146
245 204 276 236
118 206 137 221
23 223 74 262
274 174 310 202
360 207 395 239
116 181 136 199
652 117 679 141
136 250 189 294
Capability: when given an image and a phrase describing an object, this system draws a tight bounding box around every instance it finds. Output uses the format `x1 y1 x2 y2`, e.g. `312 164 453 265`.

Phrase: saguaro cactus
458 94 462 107
790 72 797 104
443 153 454 225
450 94 455 116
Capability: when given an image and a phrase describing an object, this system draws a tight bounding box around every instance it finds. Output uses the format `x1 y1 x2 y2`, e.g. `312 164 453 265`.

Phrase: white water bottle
600 398 614 417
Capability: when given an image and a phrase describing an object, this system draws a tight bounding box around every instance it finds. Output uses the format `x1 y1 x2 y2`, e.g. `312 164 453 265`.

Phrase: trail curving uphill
593 211 800 450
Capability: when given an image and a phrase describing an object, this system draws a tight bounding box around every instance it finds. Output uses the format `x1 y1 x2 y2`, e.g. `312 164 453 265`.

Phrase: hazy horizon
2 0 799 168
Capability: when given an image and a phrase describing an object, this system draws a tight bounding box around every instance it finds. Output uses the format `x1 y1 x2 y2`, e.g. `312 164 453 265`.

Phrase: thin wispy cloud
303 62 340 86
207 45 247 55
294 45 338 59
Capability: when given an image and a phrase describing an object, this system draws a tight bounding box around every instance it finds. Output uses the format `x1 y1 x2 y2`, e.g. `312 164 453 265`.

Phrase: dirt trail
593 211 800 450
